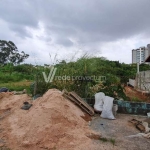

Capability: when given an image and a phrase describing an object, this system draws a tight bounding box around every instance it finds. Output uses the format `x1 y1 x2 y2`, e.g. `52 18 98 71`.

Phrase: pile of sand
0 92 13 99
0 89 99 150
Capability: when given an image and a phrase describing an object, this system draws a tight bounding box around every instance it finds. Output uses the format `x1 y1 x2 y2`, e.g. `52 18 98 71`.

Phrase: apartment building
132 45 149 64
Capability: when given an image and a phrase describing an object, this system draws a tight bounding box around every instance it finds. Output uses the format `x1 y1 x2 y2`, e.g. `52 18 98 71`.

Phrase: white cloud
0 0 150 65
101 35 150 64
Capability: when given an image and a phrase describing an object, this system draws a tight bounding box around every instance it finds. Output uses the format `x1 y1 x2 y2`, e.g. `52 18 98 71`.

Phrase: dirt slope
124 86 150 102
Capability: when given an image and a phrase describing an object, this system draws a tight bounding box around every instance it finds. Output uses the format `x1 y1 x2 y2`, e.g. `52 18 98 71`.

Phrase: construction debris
101 96 116 120
93 92 117 119
129 119 145 132
126 132 150 139
129 118 150 139
63 90 95 116
0 87 9 93
142 122 150 133
143 132 150 138
136 123 146 133
13 89 27 95
21 102 32 110
94 92 105 112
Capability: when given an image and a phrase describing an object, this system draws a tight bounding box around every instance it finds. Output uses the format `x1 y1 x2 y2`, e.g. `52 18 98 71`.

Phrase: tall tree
0 40 29 64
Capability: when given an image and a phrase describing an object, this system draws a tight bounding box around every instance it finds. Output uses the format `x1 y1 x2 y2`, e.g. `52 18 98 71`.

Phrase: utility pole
137 62 139 73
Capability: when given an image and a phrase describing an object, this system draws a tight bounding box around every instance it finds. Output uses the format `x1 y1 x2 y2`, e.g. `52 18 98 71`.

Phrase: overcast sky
0 0 150 65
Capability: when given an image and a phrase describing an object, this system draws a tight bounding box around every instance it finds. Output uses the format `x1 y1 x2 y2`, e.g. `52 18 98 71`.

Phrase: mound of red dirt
0 89 99 150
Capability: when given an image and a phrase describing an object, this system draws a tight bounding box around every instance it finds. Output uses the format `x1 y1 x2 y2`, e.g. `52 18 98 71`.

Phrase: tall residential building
147 44 150 56
132 46 149 64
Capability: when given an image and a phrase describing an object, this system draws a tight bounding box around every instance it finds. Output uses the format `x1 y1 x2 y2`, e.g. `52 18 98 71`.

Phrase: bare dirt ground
0 90 150 150
91 114 150 150
124 86 150 102
0 90 100 150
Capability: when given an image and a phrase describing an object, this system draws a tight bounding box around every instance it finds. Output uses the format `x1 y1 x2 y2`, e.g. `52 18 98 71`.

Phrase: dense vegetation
0 63 34 92
0 56 150 100
31 56 150 100
1 40 149 101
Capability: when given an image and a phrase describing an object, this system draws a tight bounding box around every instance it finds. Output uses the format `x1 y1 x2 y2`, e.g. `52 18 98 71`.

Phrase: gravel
90 113 150 150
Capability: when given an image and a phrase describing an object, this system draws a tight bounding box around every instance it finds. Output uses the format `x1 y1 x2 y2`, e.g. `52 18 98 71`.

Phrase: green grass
0 57 149 100
109 138 116 146
0 72 33 84
99 137 116 146
0 80 32 94
131 97 141 102
99 137 108 142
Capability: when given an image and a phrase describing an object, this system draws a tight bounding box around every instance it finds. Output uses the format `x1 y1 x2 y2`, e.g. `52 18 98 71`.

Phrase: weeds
99 137 116 146
99 137 108 142
131 97 140 102
109 138 116 146
0 56 149 100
